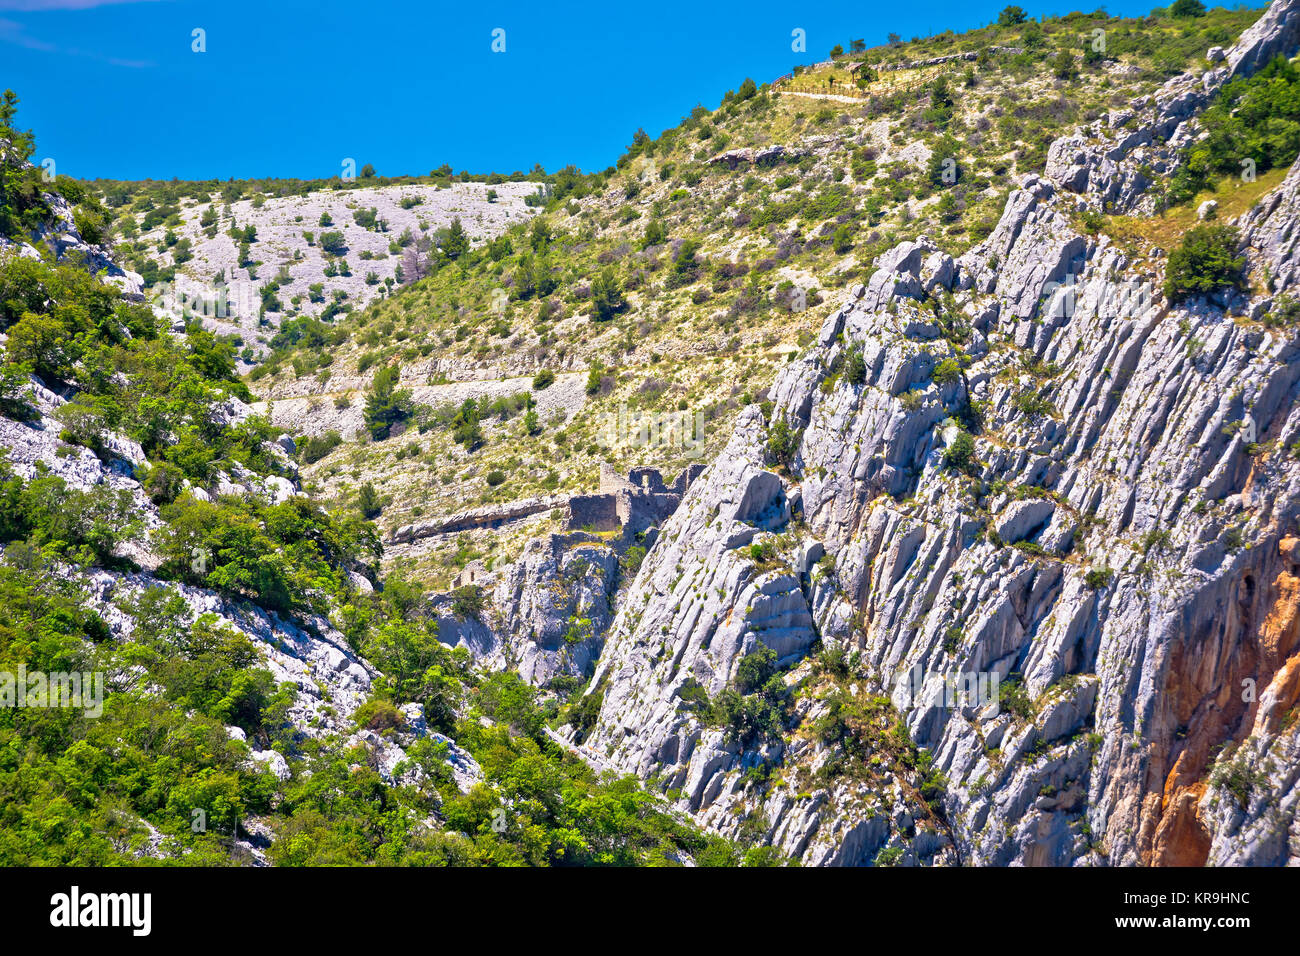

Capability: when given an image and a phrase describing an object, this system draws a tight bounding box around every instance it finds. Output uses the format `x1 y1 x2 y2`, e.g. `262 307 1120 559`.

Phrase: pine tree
442 217 469 260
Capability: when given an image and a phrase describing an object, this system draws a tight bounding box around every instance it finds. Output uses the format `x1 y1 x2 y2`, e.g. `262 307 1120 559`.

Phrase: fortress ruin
565 463 704 535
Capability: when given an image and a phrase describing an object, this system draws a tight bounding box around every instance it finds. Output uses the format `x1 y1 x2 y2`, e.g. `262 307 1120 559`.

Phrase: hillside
194 7 1266 599
0 99 746 865
101 174 539 364
4 0 1300 869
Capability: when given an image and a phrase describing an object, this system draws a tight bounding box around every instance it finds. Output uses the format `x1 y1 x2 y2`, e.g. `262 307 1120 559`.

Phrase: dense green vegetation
0 538 750 864
1163 223 1247 301
1168 54 1300 206
0 90 49 237
0 91 758 867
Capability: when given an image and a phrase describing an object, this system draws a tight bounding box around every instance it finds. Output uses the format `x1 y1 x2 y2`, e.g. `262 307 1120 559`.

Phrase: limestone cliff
570 0 1300 866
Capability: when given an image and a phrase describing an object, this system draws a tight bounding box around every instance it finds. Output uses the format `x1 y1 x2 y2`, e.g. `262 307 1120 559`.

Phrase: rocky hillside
205 6 1265 602
0 100 745 865
107 176 537 363
5 1 1300 868
577 0 1300 866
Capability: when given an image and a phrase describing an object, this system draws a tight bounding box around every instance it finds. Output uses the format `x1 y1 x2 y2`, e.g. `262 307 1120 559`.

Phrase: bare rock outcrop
431 532 621 687
575 4 1300 865
1045 0 1300 213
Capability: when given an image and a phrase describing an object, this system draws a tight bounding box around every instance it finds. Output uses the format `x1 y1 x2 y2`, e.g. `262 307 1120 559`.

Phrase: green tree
442 217 470 260
942 430 979 476
363 364 414 440
318 231 346 253
1163 225 1246 302
1052 50 1078 80
933 357 963 385
451 398 484 450
927 135 961 185
357 482 382 519
0 90 46 238
591 266 626 320
765 416 802 470
844 347 866 385
641 219 666 249
1169 0 1206 17
832 224 853 254
668 238 700 288
997 5 1027 26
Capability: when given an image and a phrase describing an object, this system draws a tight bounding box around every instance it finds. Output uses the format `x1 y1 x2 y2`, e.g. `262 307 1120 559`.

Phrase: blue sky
2 0 1198 181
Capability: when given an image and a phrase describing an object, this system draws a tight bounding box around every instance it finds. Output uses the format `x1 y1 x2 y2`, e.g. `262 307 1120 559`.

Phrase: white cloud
0 1 165 11
0 14 153 65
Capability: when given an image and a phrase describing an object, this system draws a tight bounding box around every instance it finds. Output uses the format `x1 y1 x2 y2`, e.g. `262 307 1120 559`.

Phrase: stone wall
566 493 622 532
568 463 705 534
388 494 568 544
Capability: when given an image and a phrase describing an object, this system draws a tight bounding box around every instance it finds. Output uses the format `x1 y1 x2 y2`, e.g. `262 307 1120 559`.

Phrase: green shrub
318 230 346 253
1084 566 1114 589
997 675 1034 721
364 364 413 440
357 482 382 519
353 697 405 732
933 357 962 386
300 430 343 464
622 544 647 575
1263 294 1300 328
844 347 867 386
450 585 486 621
142 461 185 505
1163 225 1246 302
765 416 802 470
942 429 978 476
590 267 626 320
1013 389 1056 419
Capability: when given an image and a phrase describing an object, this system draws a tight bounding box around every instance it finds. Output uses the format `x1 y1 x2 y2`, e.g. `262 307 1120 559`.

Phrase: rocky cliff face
431 531 620 686
569 0 1300 865
0 188 144 300
1047 0 1300 214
